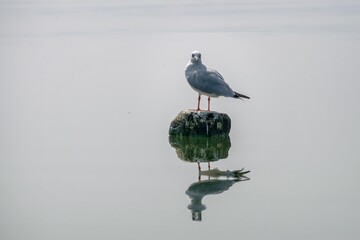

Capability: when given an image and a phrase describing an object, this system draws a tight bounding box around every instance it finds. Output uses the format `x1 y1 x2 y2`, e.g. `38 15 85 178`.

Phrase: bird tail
234 91 250 100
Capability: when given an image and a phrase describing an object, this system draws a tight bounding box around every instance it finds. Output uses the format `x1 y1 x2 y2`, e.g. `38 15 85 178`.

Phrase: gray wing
190 68 235 97
207 68 226 82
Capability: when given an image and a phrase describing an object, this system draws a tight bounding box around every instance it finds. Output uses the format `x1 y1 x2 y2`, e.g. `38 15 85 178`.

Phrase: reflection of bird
185 51 250 111
200 168 250 180
186 179 238 221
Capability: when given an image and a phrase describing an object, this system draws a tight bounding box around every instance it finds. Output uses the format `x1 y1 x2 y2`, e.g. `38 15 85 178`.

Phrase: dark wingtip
234 91 250 99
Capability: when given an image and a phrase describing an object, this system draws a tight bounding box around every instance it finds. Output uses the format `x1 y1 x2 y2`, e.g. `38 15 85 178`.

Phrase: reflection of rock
186 179 239 221
169 110 231 136
169 135 231 163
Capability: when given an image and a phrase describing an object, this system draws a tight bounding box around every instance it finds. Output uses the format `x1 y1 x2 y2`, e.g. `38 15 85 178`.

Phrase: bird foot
189 108 202 112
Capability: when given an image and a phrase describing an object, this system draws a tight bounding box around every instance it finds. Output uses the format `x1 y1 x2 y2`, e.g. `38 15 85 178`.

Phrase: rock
169 110 231 136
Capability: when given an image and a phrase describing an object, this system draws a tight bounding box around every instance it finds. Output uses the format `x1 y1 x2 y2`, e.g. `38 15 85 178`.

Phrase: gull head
190 51 202 64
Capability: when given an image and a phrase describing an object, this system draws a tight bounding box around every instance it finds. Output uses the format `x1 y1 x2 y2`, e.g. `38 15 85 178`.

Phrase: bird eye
192 54 194 57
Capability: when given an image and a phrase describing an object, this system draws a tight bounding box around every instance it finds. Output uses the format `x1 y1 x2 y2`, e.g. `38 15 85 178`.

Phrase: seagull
185 51 250 111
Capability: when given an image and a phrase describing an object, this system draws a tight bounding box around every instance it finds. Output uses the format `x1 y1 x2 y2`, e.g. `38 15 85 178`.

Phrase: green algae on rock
168 135 231 163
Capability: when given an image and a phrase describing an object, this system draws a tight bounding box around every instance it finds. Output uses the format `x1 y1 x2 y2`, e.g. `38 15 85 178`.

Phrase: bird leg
207 97 211 111
197 94 201 111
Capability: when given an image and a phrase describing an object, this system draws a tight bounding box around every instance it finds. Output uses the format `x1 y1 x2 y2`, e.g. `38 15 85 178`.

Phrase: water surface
1 0 360 239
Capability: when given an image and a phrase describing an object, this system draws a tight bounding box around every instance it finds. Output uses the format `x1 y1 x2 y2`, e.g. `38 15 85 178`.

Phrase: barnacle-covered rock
169 110 231 136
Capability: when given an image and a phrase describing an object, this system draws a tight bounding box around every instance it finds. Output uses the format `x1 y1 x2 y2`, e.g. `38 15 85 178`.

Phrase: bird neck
185 62 205 78
186 61 204 69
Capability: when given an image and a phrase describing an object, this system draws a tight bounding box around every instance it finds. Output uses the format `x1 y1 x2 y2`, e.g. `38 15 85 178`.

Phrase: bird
185 51 250 111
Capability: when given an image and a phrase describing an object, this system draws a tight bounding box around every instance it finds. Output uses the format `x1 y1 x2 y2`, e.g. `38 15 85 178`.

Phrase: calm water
1 0 360 239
